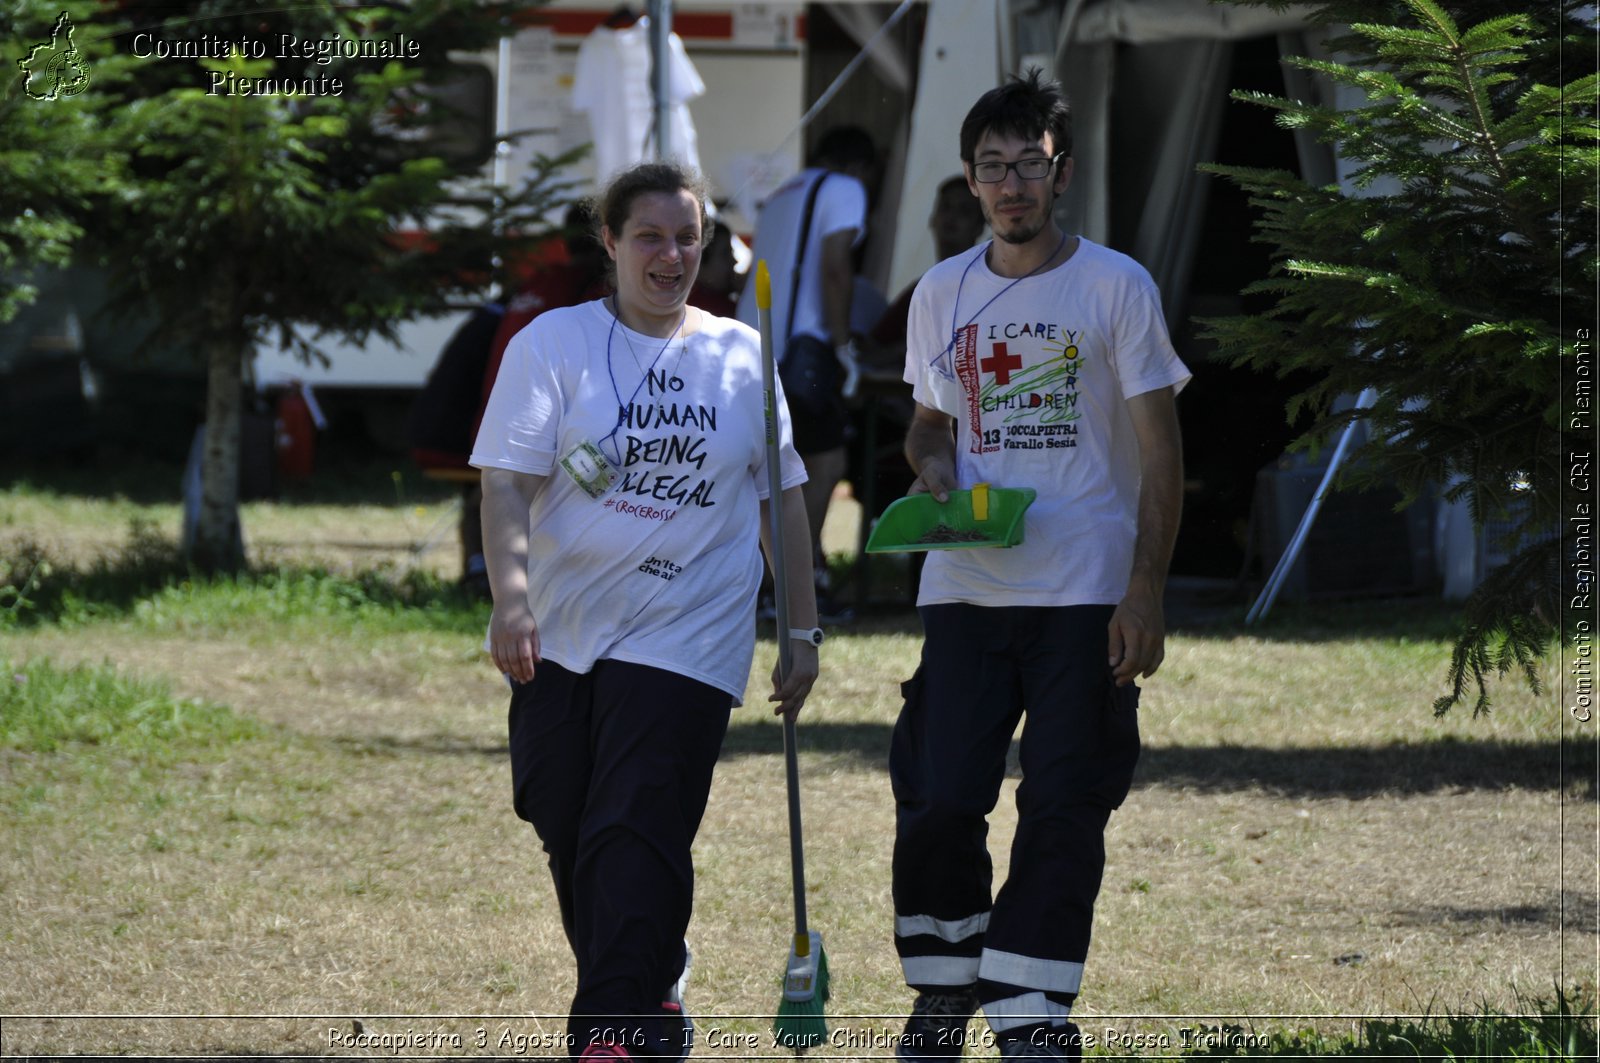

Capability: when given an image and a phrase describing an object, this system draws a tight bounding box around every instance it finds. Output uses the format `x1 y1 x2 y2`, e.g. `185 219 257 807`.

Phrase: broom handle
756 262 810 944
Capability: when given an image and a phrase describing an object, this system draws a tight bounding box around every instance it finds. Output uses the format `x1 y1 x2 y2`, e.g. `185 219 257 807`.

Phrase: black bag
776 171 840 422
779 333 841 421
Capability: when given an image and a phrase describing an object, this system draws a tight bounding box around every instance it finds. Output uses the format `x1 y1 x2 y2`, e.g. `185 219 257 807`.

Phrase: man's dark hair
959 67 1072 163
809 125 877 170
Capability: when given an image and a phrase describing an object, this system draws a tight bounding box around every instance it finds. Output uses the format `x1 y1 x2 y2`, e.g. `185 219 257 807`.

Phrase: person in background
472 161 821 1063
406 203 609 597
482 201 613 421
872 174 988 357
406 298 506 595
688 221 740 318
890 69 1189 1062
737 125 878 623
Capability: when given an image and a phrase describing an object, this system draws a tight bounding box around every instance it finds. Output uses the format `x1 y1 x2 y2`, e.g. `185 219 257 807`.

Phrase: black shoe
897 990 979 1062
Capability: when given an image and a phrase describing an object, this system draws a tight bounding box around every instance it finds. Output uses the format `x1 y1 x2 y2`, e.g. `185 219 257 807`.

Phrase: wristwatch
789 627 825 648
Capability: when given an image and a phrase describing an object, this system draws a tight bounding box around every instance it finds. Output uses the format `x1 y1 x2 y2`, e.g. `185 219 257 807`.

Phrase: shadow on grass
717 721 1596 800
1392 893 1599 933
1 539 488 633
331 734 508 760
1 446 457 508
815 594 1474 646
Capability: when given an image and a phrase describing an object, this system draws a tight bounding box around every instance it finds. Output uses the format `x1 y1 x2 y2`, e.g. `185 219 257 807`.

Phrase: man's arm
819 228 862 398
1109 386 1184 686
818 228 859 347
904 401 957 502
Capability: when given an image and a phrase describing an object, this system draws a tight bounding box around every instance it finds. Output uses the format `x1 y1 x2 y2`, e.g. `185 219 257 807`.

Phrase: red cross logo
979 342 1023 385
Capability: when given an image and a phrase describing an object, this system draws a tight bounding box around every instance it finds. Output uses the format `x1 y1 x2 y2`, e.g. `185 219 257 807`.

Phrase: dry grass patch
1 478 1592 1056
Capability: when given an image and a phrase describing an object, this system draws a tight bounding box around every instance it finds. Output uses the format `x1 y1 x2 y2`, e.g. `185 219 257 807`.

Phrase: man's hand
770 642 819 721
1107 584 1165 687
906 458 956 503
904 403 957 503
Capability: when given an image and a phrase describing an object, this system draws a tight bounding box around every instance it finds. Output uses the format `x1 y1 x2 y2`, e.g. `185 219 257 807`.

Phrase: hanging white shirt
571 18 705 182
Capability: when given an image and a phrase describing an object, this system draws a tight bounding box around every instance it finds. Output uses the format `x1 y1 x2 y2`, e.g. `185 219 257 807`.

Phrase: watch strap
789 627 824 647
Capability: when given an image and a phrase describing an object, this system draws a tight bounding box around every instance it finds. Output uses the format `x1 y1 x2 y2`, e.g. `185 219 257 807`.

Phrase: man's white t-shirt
735 168 868 350
472 301 807 702
904 238 1191 608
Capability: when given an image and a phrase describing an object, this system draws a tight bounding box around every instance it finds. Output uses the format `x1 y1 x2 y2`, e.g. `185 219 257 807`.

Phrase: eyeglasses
971 153 1064 184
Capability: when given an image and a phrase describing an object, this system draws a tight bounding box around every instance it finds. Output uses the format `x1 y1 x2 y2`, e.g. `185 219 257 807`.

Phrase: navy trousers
890 604 1140 1045
509 659 732 1056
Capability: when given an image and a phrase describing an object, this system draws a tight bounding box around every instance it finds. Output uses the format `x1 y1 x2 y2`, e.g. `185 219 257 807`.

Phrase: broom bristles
772 935 830 1051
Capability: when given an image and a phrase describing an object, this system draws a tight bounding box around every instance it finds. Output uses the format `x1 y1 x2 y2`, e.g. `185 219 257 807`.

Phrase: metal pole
1247 388 1379 623
648 0 673 161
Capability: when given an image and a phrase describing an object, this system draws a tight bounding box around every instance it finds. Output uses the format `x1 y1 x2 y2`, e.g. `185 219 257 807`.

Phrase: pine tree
1205 0 1598 713
0 1 128 323
5 0 579 571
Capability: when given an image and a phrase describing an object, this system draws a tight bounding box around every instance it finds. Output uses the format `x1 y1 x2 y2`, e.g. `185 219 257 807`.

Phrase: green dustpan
865 485 1037 553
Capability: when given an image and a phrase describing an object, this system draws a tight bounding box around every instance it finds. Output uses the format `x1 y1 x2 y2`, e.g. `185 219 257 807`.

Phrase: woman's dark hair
591 161 713 244
959 67 1072 163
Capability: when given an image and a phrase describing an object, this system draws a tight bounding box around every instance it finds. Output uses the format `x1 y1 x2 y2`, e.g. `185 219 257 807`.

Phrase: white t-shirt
735 168 868 350
904 237 1191 608
571 19 705 183
471 300 807 702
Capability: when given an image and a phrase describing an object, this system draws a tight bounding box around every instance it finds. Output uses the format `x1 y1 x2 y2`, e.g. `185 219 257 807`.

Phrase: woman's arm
480 467 548 682
759 484 820 720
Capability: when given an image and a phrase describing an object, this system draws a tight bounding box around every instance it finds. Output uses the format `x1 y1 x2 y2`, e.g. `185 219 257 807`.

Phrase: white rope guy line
724 0 919 211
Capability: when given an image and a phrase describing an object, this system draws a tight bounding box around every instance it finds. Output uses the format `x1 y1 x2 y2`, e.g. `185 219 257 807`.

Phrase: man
891 69 1189 1061
737 125 877 620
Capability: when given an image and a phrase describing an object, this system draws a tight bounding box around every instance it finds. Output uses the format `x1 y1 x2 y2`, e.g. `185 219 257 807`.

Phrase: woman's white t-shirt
472 300 807 702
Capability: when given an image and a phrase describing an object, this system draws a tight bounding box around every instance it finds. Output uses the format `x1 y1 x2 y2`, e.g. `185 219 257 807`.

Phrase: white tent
880 0 1479 603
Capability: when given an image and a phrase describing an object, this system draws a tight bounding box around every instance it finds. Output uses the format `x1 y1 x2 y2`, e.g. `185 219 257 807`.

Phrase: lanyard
929 231 1068 382
601 301 687 466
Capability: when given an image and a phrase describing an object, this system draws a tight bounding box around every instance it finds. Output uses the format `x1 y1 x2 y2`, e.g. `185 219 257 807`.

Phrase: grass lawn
1 452 1593 1058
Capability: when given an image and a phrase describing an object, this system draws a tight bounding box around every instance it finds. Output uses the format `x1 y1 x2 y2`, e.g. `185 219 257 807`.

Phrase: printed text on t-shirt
613 369 720 516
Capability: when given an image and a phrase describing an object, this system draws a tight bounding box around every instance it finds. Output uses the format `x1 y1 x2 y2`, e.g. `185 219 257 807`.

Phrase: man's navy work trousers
891 603 1141 1044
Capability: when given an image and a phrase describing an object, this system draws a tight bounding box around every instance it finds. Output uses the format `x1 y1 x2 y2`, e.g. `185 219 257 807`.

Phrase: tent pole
1246 388 1379 624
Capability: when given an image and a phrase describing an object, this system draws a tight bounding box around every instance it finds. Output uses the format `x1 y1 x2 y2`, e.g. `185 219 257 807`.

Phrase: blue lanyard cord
929 231 1069 382
601 303 687 466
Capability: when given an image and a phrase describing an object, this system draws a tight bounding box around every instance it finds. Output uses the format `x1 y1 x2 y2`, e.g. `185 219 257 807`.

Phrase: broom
754 260 830 1053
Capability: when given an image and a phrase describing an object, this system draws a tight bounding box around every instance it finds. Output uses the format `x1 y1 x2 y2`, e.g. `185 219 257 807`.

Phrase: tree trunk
189 329 247 573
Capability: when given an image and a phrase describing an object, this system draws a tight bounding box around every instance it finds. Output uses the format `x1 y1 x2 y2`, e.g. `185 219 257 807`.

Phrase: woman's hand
488 602 541 683
770 641 819 721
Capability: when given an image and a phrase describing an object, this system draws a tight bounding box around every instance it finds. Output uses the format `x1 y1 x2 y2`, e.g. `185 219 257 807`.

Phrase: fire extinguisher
274 380 325 481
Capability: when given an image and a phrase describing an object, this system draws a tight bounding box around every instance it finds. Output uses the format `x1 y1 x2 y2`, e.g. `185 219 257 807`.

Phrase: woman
471 162 820 1062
